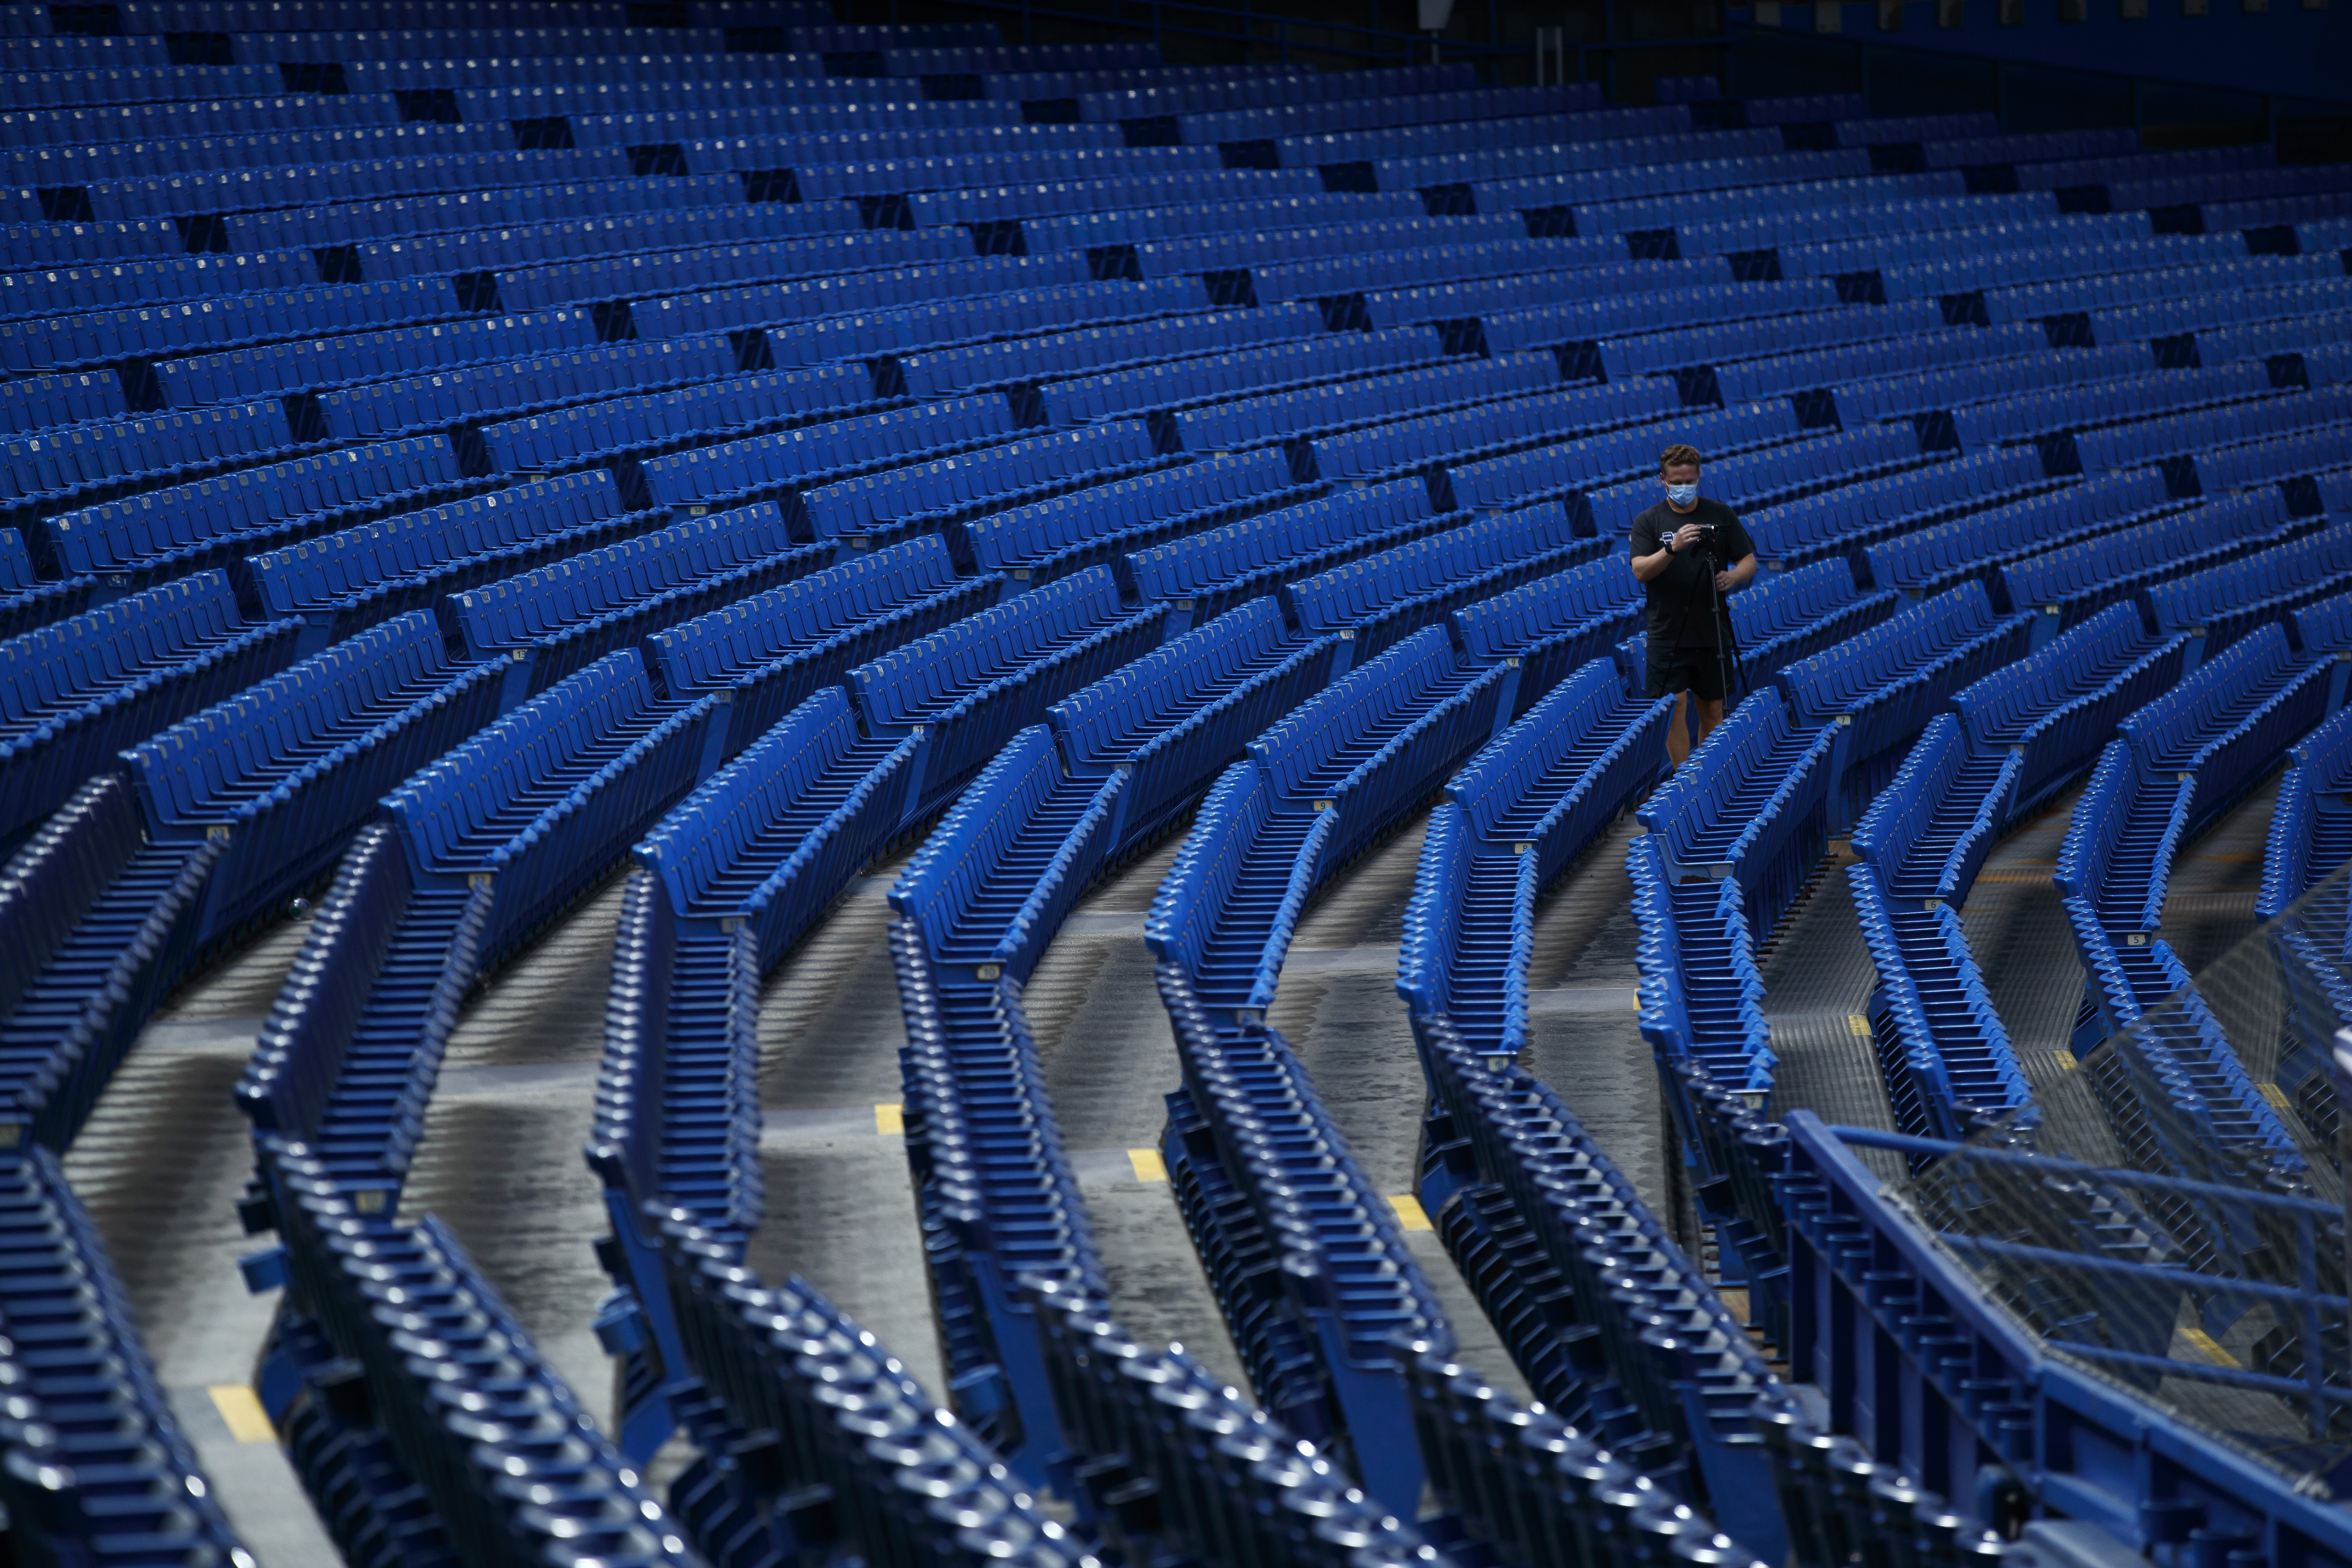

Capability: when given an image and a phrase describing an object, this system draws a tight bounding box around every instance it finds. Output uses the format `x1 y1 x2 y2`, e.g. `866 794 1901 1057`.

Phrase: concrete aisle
742 862 947 1400
1956 780 2123 1162
398 873 632 1422
1759 842 1901 1143
1517 815 1674 1223
1272 814 1527 1402
1021 834 1251 1393
67 922 338 1568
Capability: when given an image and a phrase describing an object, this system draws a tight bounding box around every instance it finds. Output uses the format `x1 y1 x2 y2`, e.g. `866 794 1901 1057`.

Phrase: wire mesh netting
1902 854 2352 1491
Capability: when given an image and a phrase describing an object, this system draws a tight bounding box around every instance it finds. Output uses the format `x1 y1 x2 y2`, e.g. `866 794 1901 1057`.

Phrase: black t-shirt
1629 497 1753 648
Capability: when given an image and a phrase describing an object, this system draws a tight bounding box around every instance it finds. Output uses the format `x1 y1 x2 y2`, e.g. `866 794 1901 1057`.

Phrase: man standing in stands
1628 443 1757 769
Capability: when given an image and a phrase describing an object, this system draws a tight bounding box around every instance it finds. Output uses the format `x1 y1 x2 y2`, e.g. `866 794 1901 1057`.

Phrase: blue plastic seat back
1849 714 1970 876
1141 758 1273 970
1636 687 1795 847
2119 621 2297 768
1445 659 1626 839
635 687 863 917
1775 581 1999 720
0 569 244 729
1729 559 1862 644
1048 598 1289 769
1450 557 1642 660
449 501 795 652
851 564 1124 726
1121 478 1433 600
646 533 956 691
0 772 146 1020
383 650 656 876
124 610 449 827
2290 592 2352 656
1247 625 1458 797
2051 741 2147 905
0 527 31 592
887 726 1063 952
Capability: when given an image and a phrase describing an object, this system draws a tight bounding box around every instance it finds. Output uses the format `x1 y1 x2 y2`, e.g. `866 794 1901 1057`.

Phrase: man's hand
1673 522 1706 553
1715 569 1737 592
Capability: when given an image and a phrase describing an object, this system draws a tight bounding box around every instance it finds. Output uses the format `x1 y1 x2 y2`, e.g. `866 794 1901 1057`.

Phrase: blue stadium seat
1398 658 1672 1057
648 533 1002 759
12 31 2352 1562
0 569 306 844
444 502 830 692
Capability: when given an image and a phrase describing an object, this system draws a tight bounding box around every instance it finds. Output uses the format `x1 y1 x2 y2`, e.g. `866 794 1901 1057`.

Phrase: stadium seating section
0 3 2346 1563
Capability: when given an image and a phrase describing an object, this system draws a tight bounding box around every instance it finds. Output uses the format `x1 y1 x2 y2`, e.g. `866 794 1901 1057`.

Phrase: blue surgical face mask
1665 482 1699 506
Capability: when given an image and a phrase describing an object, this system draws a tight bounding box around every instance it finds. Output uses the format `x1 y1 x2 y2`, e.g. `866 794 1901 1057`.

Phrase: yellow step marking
209 1384 275 1444
2255 1082 2291 1112
2053 1049 2078 1070
1127 1148 1168 1183
1847 1014 1871 1038
1389 1194 1433 1231
2178 1326 2237 1367
874 1102 904 1136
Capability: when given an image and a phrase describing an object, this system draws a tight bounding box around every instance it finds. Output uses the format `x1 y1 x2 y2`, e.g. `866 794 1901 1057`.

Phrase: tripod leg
1704 558 1739 714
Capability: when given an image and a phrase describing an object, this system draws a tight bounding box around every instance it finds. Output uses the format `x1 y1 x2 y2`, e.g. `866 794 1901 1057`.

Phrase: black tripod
1692 538 1748 713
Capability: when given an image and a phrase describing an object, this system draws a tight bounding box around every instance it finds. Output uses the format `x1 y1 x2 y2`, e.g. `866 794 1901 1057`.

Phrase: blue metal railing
1780 1106 2352 1561
1831 1123 2348 1431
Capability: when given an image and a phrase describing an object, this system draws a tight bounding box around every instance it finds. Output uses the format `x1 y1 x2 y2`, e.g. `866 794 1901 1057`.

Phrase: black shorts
1646 639 1728 702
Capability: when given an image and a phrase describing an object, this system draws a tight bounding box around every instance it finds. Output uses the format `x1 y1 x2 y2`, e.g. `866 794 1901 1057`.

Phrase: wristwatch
1662 535 1675 556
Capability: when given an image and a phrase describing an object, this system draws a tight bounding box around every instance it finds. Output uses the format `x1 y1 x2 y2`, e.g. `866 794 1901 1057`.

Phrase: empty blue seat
1947 603 2187 817
1992 487 2288 631
1859 469 2174 600
0 569 306 844
1280 502 1604 665
637 688 916 977
1399 659 1672 1056
851 566 1167 815
42 435 468 580
1638 687 1839 932
953 447 1306 586
445 502 830 692
652 534 1001 759
801 420 1158 542
2140 523 2352 654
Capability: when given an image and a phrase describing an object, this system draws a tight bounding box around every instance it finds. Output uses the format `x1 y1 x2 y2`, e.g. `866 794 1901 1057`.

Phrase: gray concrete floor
743 864 946 1399
1023 833 1251 1393
398 873 631 1421
69 920 339 1568
1518 815 1672 1222
1273 815 1527 1401
2152 774 2275 977
1957 780 2124 1163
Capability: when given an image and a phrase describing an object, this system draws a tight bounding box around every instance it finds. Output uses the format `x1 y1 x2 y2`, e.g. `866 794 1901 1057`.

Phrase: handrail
1828 1123 2340 1216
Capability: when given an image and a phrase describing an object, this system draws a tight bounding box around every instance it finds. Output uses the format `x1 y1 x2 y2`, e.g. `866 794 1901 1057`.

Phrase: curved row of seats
888 543 1814 1551
569 482 1884 1565
241 523 1134 1560
577 564 1615 1554
1631 486 2352 1345
2053 613 2348 1176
